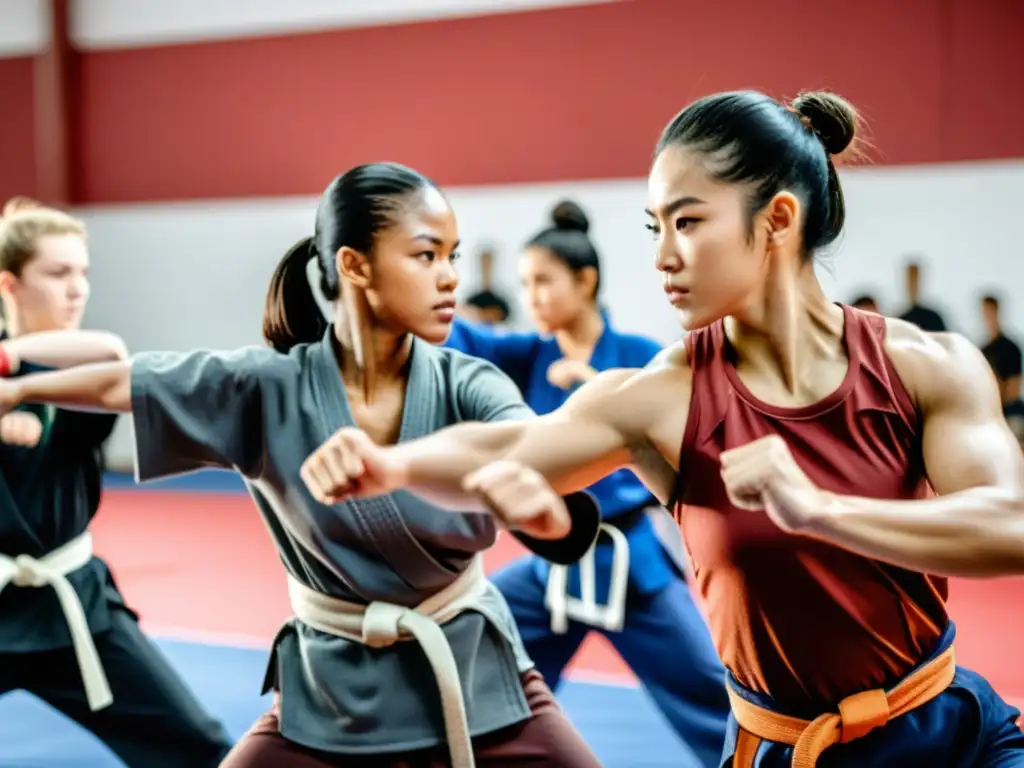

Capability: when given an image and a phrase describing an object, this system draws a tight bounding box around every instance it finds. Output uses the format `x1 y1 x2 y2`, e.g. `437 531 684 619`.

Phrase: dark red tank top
673 304 947 709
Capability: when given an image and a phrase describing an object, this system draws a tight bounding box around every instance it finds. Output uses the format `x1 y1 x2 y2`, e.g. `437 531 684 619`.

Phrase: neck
333 285 412 404
726 259 843 395
554 305 604 359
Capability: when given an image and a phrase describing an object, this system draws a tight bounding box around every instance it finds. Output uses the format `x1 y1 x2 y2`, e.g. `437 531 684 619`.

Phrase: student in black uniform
898 259 947 332
0 200 232 767
850 293 880 314
979 293 1024 446
463 246 513 326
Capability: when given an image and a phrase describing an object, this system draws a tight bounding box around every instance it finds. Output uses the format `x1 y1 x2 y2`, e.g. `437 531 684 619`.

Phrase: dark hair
466 289 511 320
982 294 1000 309
851 294 878 308
262 162 438 352
655 90 858 258
525 200 601 298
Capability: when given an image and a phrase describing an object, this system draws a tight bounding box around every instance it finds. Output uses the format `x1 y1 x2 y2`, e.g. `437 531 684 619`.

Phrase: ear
0 270 18 298
335 246 372 289
576 266 599 299
762 191 800 252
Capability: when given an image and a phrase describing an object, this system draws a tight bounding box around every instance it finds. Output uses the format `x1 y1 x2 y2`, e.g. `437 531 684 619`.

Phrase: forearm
3 330 128 372
391 421 528 499
391 416 627 498
809 487 1024 578
13 361 133 413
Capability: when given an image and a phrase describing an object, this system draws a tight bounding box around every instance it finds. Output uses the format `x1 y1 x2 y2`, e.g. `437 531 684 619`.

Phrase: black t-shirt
982 333 1023 382
1003 399 1024 444
899 304 947 333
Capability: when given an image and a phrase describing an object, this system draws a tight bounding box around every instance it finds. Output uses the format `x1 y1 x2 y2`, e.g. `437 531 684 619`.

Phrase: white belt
286 556 488 768
0 532 112 711
545 521 630 634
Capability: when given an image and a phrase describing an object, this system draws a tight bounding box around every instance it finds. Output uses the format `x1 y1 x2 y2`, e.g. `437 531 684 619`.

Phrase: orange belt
727 645 956 768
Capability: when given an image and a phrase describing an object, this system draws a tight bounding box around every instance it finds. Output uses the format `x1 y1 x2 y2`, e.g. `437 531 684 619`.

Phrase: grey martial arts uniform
0 361 231 768
130 328 599 761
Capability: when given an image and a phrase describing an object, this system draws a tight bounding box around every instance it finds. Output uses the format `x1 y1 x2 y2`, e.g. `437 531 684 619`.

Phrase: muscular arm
807 329 1024 577
389 351 688 501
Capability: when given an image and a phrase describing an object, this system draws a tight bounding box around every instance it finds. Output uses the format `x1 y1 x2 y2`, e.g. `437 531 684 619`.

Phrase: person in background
851 294 880 314
463 247 512 326
980 293 1024 446
0 198 232 767
446 200 730 768
898 259 947 332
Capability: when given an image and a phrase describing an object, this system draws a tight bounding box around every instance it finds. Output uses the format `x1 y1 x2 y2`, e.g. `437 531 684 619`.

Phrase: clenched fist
719 434 830 533
0 412 44 448
462 460 572 540
300 427 408 504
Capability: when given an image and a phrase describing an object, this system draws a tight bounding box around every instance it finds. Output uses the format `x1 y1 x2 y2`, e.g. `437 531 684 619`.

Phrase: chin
676 306 719 333
418 321 453 346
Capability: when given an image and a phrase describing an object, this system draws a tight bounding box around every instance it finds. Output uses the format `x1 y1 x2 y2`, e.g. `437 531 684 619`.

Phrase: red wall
0 57 38 203
2 0 1022 204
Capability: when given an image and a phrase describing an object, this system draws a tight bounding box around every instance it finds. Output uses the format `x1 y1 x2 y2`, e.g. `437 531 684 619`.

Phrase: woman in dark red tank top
300 89 1024 767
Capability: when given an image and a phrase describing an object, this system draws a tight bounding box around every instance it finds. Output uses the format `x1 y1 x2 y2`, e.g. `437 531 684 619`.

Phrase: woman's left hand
547 359 597 390
720 435 832 533
0 411 43 448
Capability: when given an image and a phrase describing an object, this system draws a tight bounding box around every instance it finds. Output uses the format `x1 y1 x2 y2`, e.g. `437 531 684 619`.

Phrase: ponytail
262 237 328 353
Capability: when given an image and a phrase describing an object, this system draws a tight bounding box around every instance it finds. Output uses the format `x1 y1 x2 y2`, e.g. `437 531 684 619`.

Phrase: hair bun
791 91 858 156
550 200 590 234
2 196 41 218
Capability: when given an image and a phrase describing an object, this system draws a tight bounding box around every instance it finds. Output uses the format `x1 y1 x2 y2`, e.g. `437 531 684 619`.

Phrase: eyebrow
411 234 460 249
644 196 707 219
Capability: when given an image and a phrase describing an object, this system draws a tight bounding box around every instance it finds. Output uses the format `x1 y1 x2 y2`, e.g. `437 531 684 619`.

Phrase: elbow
97 360 134 413
943 519 1024 579
99 333 130 362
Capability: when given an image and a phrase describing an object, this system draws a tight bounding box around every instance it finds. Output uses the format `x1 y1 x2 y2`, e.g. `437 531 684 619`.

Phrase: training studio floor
0 472 1021 767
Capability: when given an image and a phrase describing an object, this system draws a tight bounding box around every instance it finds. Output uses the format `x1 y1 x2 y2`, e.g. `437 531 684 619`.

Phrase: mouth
432 299 457 320
664 286 690 307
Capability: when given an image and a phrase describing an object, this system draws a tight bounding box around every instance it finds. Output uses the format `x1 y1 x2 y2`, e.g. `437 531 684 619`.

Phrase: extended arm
6 361 131 413
3 330 128 373
389 362 679 499
807 332 1024 577
1 348 272 479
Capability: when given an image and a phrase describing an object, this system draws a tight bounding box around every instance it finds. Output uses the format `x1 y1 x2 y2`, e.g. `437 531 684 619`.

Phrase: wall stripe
71 0 618 50
1 0 1021 205
0 0 613 57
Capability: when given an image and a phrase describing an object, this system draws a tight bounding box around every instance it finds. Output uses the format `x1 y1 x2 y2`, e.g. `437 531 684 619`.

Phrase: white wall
78 160 1024 469
0 0 616 56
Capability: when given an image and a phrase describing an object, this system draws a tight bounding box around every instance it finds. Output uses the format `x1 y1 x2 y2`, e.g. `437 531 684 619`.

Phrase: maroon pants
220 669 603 767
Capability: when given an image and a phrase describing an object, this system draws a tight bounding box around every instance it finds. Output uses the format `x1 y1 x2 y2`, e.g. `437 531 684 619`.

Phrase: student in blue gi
446 200 730 767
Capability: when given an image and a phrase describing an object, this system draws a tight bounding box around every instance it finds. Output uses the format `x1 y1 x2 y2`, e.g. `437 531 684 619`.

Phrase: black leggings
0 607 232 767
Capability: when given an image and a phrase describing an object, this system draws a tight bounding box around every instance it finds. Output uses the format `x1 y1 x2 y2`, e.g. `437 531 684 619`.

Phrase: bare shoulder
884 317 999 413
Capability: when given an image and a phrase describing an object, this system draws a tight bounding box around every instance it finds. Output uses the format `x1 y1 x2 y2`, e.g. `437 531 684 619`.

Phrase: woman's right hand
300 427 409 504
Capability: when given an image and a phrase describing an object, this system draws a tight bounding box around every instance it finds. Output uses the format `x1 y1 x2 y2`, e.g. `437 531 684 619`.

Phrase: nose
68 277 88 301
437 258 459 290
653 234 683 274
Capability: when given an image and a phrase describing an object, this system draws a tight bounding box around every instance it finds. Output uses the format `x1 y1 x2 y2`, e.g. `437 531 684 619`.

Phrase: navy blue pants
721 624 1024 766
494 555 730 768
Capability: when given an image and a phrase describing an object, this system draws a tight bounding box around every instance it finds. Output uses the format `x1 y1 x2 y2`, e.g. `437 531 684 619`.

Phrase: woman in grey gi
0 163 605 768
